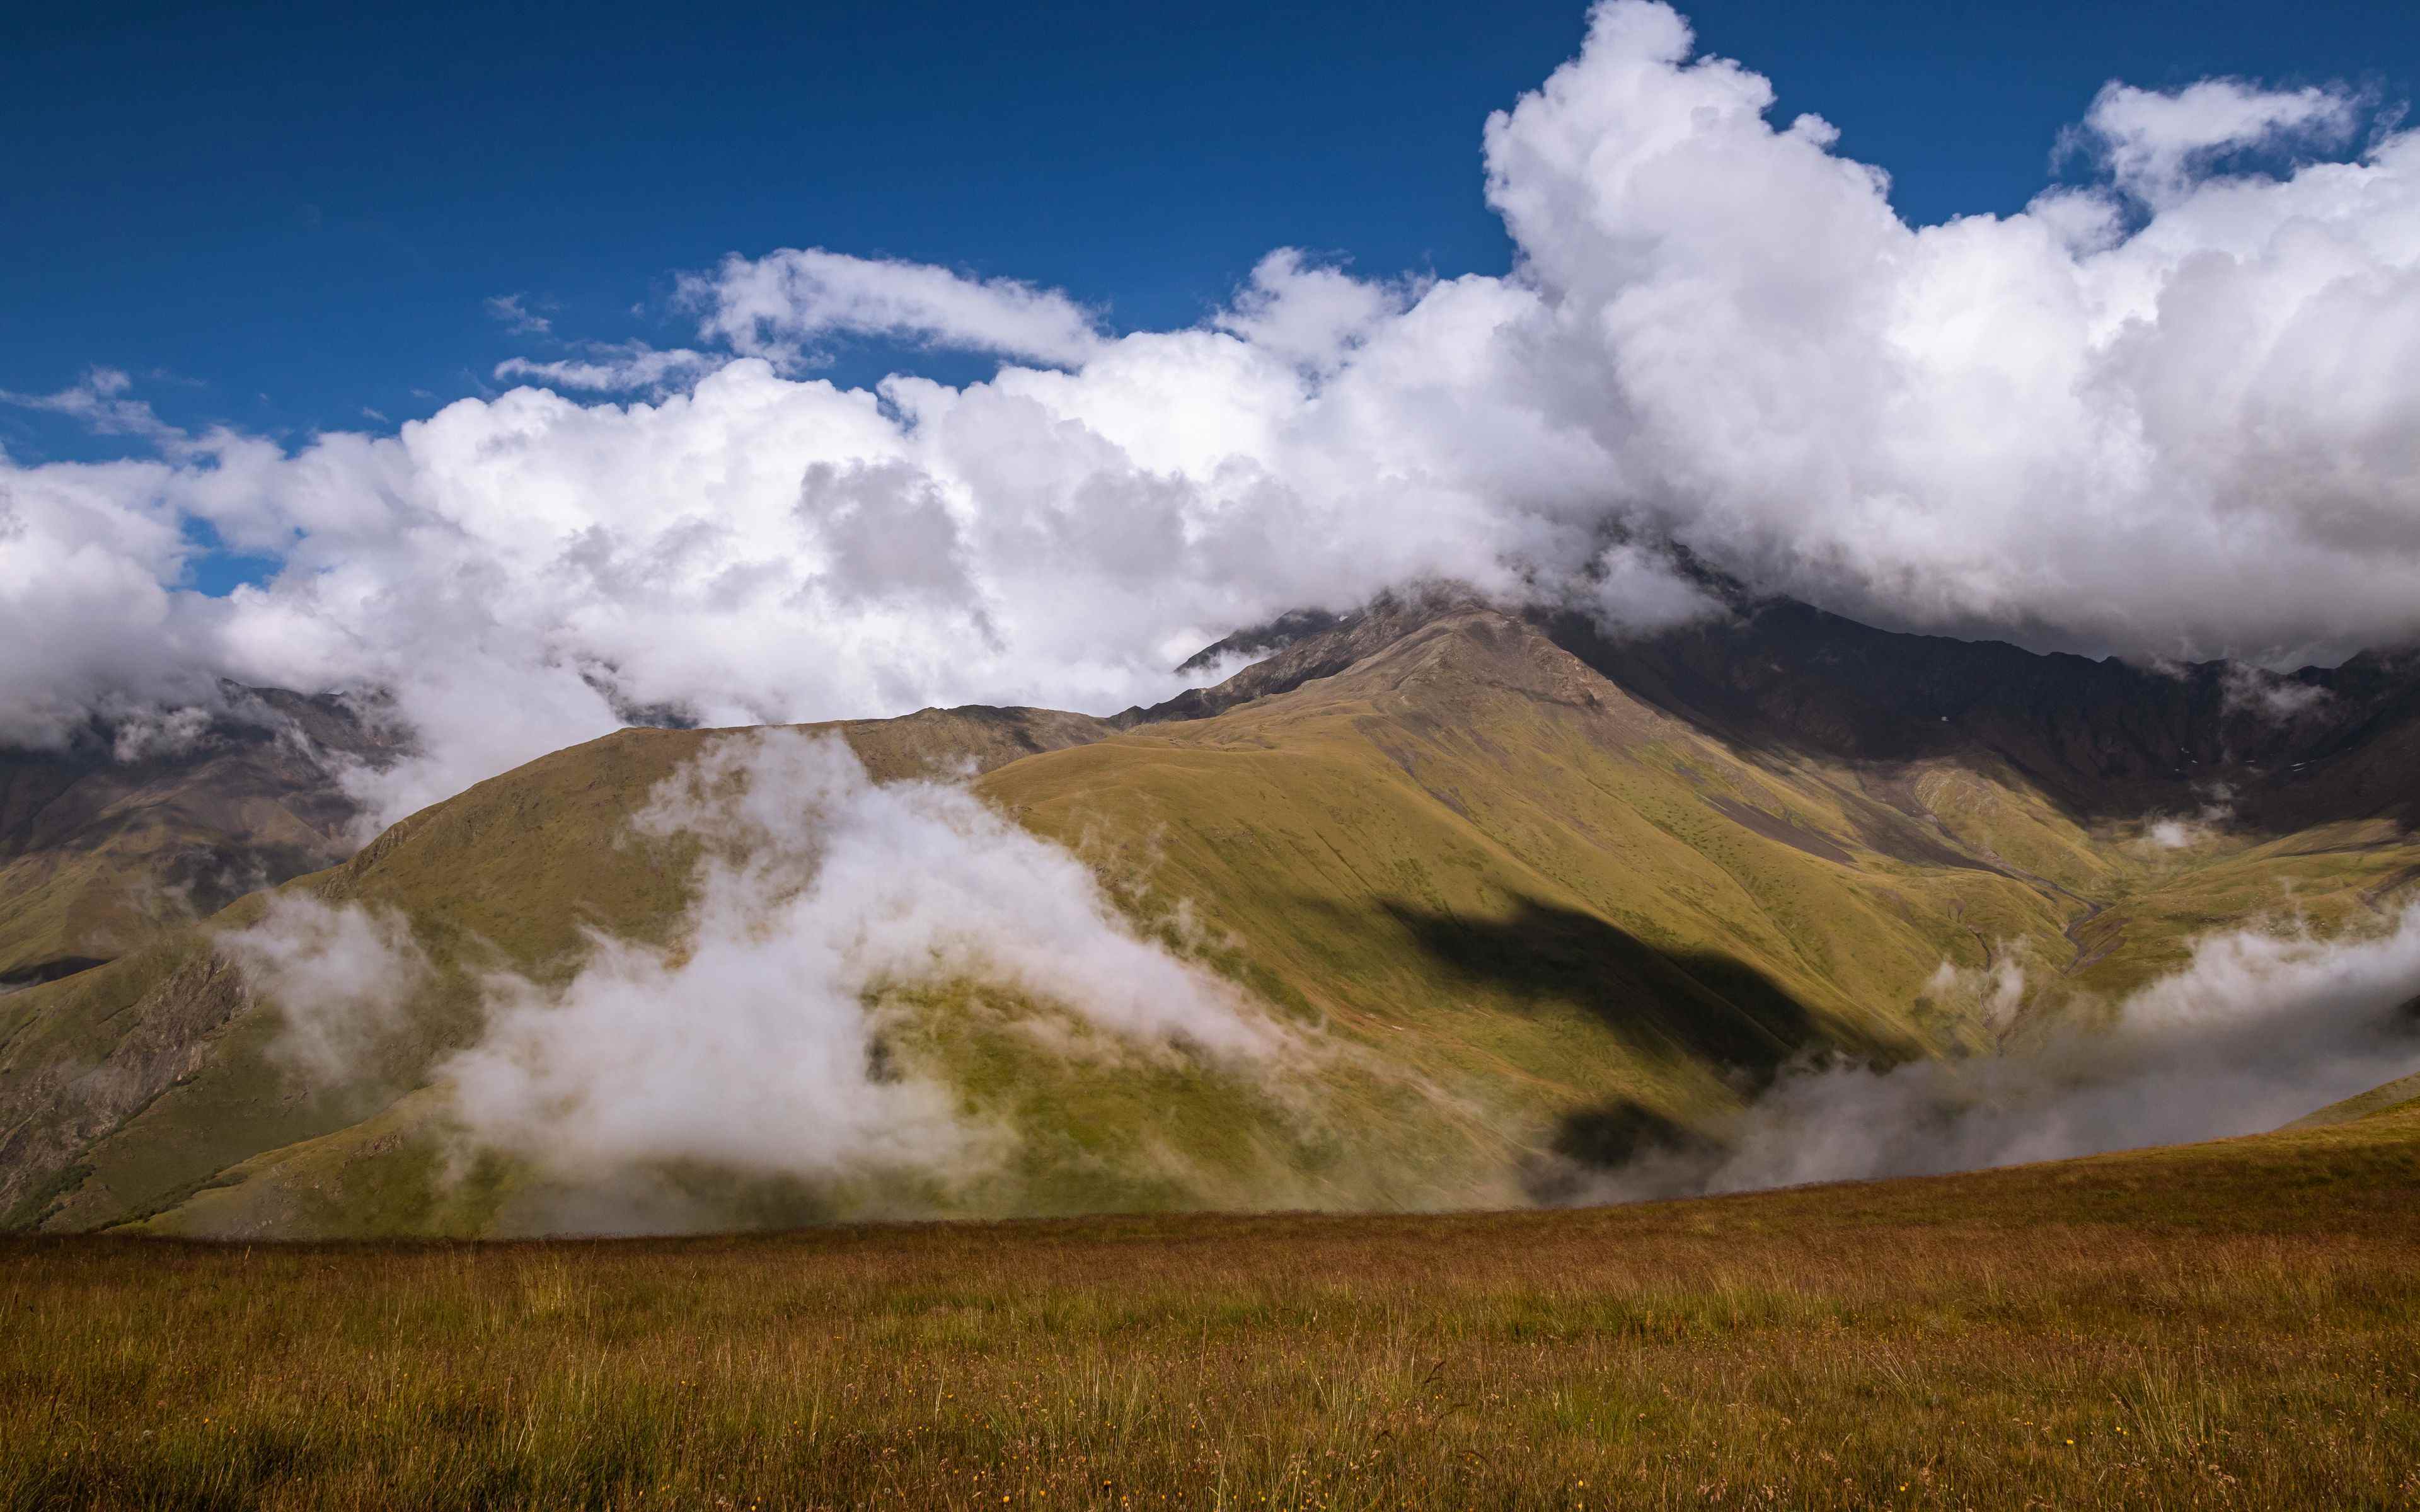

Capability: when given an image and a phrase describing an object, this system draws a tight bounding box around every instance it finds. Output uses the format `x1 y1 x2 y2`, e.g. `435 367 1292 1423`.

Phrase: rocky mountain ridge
0 686 408 988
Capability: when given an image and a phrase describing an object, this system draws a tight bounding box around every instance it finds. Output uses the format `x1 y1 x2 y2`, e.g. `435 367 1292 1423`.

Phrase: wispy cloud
493 342 717 395
483 293 553 336
2071 77 2365 204
0 367 187 449
680 248 1107 369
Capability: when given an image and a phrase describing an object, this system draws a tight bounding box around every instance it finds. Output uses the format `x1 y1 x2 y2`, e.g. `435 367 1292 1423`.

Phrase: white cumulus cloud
4 1 2419 821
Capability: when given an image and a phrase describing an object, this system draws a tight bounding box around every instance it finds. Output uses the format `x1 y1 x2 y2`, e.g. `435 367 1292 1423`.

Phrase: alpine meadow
7 0 2420 1506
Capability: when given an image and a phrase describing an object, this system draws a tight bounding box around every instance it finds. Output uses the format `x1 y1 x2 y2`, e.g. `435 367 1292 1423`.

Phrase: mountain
1548 598 2420 827
0 686 406 990
4 592 2419 1235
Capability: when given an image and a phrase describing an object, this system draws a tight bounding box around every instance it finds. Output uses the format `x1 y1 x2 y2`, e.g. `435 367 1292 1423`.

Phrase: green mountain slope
5 597 2418 1236
2286 1065 2420 1128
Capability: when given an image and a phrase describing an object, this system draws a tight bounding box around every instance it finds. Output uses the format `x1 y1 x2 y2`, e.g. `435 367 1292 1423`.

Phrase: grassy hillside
6 604 2419 1236
6 1107 2418 1509
0 707 1120 1234
2289 1066 2420 1128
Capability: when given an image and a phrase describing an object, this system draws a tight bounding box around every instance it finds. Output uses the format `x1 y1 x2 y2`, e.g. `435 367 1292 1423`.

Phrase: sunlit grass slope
7 605 2419 1235
6 1109 2419 1510
0 709 1116 1234
2289 1065 2420 1128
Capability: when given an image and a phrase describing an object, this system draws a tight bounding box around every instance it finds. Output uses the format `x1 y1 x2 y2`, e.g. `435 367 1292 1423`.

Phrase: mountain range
5 587 2418 1235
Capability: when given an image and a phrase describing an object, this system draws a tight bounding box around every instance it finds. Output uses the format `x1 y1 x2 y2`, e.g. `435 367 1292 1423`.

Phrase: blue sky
7 0 2412 479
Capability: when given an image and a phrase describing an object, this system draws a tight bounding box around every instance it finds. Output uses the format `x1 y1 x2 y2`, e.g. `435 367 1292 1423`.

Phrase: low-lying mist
224 731 1320 1222
221 733 2420 1227
1585 907 2420 1202
447 731 1290 1185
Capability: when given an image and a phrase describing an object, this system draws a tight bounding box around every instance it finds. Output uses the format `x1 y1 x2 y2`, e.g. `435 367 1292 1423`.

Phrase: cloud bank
7 1 2420 818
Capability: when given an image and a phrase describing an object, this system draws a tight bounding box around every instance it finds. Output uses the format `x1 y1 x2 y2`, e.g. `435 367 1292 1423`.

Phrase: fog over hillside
6 0 2419 821
213 731 1369 1226
214 728 2420 1217
11 583 2420 1233
1582 906 2420 1200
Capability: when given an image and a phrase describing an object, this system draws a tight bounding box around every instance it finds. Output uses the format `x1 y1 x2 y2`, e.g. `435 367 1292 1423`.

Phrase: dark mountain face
1537 601 2420 829
0 687 407 985
1162 592 2420 832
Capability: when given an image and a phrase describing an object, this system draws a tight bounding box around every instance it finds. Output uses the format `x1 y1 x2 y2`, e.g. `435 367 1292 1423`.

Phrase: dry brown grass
6 1111 2420 1510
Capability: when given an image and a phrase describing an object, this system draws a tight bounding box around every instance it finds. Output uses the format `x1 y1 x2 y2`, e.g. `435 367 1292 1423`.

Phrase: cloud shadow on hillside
1367 893 1892 1198
1379 894 1841 1078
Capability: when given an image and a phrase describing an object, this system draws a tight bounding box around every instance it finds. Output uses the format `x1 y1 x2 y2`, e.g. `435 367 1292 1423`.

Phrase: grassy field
6 1106 2419 1511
